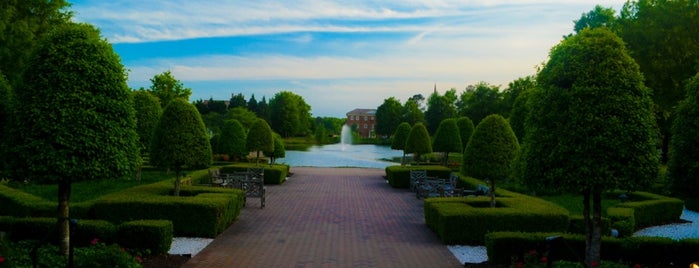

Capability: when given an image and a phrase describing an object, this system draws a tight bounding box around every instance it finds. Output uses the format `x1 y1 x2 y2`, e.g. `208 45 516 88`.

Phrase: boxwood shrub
117 220 173 254
567 215 611 235
384 165 453 188
424 176 569 244
90 182 244 237
485 232 699 266
613 191 683 229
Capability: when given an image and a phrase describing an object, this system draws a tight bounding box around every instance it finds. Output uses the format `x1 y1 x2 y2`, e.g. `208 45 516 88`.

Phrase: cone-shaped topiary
432 118 462 166
219 119 248 161
247 118 274 165
392 122 412 165
462 114 519 207
404 123 432 163
456 116 474 153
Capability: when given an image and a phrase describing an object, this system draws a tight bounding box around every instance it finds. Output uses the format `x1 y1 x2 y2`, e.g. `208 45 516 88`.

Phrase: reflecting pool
277 143 402 169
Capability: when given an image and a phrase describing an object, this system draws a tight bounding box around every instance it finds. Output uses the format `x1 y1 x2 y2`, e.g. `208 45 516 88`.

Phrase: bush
567 215 611 236
485 232 699 266
614 191 683 228
384 165 452 188
607 207 635 237
424 180 569 244
117 220 173 254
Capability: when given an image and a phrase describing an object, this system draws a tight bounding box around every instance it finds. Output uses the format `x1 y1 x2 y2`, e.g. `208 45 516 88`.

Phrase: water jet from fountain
341 125 352 150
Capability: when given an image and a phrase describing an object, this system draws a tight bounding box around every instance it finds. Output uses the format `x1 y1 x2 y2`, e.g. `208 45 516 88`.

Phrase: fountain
340 124 353 149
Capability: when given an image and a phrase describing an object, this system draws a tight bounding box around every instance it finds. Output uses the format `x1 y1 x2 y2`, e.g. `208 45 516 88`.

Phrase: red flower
633 264 641 268
517 261 523 268
0 256 5 263
528 250 537 256
90 238 99 245
136 256 142 263
591 261 599 267
540 256 548 263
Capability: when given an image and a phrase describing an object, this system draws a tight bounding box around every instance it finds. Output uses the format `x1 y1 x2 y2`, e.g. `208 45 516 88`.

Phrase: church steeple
434 83 437 94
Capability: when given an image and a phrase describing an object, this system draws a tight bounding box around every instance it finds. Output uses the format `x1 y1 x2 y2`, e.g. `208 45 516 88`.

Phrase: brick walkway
183 167 462 268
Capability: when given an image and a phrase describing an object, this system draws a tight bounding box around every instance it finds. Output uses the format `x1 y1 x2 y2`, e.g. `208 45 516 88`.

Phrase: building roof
346 108 376 116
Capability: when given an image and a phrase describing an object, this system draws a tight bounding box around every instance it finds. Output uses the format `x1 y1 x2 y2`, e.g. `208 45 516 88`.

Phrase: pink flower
516 261 523 268
540 256 548 263
136 256 142 263
591 261 599 267
121 247 126 252
90 238 99 245
0 256 5 263
633 264 641 268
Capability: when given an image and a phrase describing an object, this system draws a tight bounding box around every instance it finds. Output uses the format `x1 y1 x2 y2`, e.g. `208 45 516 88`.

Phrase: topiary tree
219 119 248 161
507 90 531 142
133 90 162 155
668 72 699 210
391 122 412 165
519 28 658 267
432 118 462 166
246 118 274 165
150 98 212 196
404 123 432 164
264 133 286 165
9 23 141 255
456 116 474 153
462 114 519 207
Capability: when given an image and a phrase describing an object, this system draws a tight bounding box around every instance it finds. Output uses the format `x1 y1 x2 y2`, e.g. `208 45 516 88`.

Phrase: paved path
183 167 462 268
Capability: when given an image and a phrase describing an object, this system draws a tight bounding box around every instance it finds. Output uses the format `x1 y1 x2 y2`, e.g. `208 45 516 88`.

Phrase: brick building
346 108 377 138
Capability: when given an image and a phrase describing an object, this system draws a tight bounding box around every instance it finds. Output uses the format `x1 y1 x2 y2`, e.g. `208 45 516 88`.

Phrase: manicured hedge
424 175 569 244
384 165 453 188
0 217 172 254
219 163 289 184
485 231 699 266
612 191 683 229
567 215 611 235
90 182 244 238
0 184 55 217
607 207 635 237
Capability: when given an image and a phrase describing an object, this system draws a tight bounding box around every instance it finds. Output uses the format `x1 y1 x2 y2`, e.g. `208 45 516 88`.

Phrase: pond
276 143 403 169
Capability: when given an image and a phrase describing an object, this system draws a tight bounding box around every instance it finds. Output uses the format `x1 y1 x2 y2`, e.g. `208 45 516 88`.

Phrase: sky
70 0 627 118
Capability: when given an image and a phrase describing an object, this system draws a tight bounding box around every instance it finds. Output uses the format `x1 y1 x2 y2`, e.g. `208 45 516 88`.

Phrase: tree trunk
173 167 181 196
57 179 71 256
489 178 496 208
401 151 406 166
443 152 449 166
590 186 603 266
583 189 592 267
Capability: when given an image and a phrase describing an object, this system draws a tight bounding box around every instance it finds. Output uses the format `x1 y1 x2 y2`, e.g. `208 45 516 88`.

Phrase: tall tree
219 119 248 161
229 93 246 109
246 119 274 165
574 5 617 33
375 97 403 137
617 0 699 163
0 0 72 86
133 90 162 155
404 123 432 163
508 91 531 142
391 122 412 165
402 99 425 126
150 98 212 196
502 76 536 118
269 91 311 137
668 72 699 209
247 94 259 114
256 96 271 124
207 98 227 114
148 70 192 108
425 91 457 134
456 116 475 153
519 28 658 266
264 133 286 165
0 73 10 177
462 115 518 207
432 118 462 166
456 82 503 125
10 23 141 255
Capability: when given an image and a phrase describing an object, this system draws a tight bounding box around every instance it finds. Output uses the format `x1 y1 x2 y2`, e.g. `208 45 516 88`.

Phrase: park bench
211 168 266 208
463 184 490 197
416 177 446 199
409 169 427 192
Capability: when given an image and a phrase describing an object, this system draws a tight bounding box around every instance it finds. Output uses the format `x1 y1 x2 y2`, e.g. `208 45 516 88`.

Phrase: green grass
6 170 175 202
539 193 623 216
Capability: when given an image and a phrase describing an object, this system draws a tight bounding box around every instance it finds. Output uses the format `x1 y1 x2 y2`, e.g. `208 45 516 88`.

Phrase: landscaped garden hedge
218 163 289 184
0 216 172 254
611 191 683 229
90 181 244 237
384 165 452 188
485 231 699 266
424 175 569 244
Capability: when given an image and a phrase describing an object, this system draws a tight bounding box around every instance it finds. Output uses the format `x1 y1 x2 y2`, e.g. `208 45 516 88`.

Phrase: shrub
567 215 611 236
117 220 173 254
614 192 683 228
607 207 635 238
219 164 289 184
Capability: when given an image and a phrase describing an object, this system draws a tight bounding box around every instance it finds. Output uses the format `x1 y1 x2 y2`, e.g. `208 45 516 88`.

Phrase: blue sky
70 0 626 118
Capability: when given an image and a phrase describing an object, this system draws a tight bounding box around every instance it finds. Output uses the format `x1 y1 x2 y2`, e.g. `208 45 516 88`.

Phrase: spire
434 83 437 94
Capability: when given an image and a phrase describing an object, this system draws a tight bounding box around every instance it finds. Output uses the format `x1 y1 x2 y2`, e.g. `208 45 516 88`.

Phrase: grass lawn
6 170 176 202
539 193 623 216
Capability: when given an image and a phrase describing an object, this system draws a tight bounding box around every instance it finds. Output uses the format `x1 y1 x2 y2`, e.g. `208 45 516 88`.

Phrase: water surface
277 144 402 169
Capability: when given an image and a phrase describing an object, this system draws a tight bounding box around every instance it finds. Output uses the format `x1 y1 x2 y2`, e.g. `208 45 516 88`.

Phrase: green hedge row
0 216 172 254
424 175 569 244
90 182 244 237
567 215 611 235
485 231 699 266
218 163 289 185
384 165 453 188
611 191 683 229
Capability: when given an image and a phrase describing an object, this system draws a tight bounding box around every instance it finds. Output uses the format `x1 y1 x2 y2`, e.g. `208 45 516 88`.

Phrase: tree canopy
269 91 311 137
668 72 699 204
133 90 162 155
148 70 192 108
519 27 658 266
219 119 248 161
246 118 274 164
457 82 503 125
425 91 457 134
375 97 403 137
456 116 474 153
432 118 462 165
10 23 140 255
404 123 432 163
150 98 212 195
